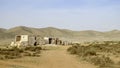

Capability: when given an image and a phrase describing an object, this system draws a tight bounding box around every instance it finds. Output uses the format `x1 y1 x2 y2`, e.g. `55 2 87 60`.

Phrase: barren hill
0 26 120 45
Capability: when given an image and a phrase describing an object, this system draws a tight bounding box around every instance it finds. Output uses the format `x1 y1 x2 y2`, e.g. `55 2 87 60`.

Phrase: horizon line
0 25 120 32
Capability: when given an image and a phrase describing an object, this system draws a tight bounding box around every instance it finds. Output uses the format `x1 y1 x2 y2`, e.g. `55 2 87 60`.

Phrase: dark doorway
34 42 37 46
49 38 52 44
16 36 21 42
34 36 37 46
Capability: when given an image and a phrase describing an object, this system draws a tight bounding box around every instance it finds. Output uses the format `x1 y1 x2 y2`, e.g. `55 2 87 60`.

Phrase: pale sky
0 0 120 31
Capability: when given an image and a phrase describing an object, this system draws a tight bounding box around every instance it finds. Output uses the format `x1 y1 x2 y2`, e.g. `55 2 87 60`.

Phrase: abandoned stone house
10 35 68 47
10 35 44 47
44 37 62 45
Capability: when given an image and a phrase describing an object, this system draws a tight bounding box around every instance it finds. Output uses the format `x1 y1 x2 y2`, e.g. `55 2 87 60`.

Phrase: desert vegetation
67 41 120 68
0 46 42 60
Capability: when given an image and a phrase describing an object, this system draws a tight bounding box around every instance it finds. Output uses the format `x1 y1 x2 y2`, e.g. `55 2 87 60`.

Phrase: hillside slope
0 26 120 45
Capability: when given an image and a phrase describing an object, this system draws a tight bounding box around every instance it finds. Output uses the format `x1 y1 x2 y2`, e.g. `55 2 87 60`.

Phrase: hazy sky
0 0 120 31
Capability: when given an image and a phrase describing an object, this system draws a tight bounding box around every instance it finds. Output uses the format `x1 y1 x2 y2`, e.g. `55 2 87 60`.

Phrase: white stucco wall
21 35 28 42
44 37 49 40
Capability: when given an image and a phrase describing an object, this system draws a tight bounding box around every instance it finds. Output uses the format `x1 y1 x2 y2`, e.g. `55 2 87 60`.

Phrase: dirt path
0 46 97 68
37 46 97 68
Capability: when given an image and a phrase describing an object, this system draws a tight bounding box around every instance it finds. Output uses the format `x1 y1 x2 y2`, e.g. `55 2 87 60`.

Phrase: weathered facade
10 35 69 47
43 37 63 45
10 35 44 47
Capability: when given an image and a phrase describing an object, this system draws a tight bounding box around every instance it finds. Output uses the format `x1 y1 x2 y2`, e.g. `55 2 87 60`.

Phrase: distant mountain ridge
0 26 120 44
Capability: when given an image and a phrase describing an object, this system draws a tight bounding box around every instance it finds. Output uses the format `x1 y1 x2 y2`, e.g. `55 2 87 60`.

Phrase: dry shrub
0 46 42 60
67 41 120 68
24 46 42 52
67 46 78 54
67 45 96 56
89 56 114 68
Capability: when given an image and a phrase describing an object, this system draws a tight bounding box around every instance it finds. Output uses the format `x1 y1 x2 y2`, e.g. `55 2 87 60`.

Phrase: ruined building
10 35 69 47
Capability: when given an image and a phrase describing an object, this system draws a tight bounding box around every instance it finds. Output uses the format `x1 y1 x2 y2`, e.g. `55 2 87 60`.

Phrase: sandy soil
0 46 97 68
